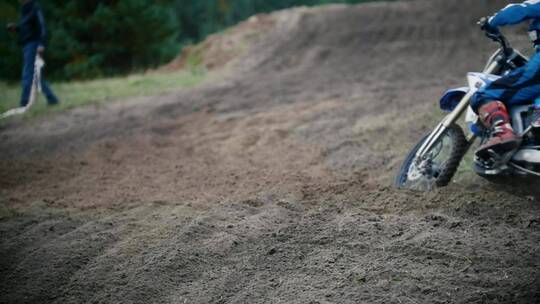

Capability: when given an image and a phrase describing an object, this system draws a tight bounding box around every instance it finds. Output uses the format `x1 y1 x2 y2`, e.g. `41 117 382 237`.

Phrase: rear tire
394 124 468 191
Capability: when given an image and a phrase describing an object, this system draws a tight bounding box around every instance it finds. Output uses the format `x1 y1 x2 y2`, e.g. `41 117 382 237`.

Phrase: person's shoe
475 101 521 158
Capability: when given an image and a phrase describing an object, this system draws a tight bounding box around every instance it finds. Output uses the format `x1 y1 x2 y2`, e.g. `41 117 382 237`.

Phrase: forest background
0 0 381 81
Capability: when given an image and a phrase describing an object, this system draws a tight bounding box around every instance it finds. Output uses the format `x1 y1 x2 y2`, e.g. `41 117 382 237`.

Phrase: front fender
439 87 469 112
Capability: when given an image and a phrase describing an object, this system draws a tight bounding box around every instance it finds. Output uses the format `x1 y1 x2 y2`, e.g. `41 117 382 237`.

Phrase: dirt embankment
1 1 539 303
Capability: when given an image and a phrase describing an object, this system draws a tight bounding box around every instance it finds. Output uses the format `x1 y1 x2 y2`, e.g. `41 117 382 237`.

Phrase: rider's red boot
475 101 521 158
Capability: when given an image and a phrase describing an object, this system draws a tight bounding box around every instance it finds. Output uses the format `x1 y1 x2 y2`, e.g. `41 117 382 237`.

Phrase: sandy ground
1 0 540 303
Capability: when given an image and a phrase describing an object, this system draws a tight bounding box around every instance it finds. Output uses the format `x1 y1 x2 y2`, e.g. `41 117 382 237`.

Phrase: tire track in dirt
1 0 540 303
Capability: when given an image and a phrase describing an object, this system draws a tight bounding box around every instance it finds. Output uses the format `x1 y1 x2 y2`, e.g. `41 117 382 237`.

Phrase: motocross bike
395 21 540 191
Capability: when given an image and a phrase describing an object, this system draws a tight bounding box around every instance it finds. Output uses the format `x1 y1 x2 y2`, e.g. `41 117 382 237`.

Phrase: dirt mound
158 13 277 73
1 0 540 303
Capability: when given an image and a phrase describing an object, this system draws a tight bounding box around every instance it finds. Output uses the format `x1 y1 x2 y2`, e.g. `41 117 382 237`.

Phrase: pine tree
1 0 180 80
0 0 383 81
41 0 180 79
0 0 22 81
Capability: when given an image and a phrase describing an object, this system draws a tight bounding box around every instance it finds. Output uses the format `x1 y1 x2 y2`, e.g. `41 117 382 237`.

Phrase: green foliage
0 0 383 81
183 43 207 75
0 0 179 80
44 0 179 79
0 69 207 118
0 0 22 81
174 0 373 44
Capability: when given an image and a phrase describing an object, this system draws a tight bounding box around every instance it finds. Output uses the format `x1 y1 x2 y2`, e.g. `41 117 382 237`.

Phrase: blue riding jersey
472 0 540 112
490 0 540 30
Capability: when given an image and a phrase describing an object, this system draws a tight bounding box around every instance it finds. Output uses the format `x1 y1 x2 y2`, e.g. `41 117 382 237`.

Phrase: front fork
416 60 501 159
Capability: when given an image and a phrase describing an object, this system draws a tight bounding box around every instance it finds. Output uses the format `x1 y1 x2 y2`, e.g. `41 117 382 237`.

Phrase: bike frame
397 25 540 187
415 51 503 159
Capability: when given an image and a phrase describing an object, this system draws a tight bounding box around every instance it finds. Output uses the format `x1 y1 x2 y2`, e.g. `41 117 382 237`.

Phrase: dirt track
1 1 540 303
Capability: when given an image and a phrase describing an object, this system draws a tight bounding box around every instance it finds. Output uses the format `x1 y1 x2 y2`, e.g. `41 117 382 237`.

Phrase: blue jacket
16 0 47 47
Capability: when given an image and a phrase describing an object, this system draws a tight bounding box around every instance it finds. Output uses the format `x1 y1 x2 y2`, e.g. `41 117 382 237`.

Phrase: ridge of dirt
1 1 539 303
158 12 278 73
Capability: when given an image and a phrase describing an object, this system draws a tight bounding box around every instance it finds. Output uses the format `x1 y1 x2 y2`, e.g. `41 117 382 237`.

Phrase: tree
42 0 180 79
0 0 180 80
173 0 379 45
0 0 23 81
0 0 384 81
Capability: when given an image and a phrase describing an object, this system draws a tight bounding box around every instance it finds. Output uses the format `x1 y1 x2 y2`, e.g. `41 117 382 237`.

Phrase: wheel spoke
396 124 466 192
403 132 453 191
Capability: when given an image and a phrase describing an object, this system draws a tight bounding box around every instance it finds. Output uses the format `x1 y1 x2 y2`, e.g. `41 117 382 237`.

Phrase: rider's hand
37 45 45 54
479 17 500 35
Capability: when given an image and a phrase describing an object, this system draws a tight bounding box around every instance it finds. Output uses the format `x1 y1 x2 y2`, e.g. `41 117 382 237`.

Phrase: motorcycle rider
472 0 540 158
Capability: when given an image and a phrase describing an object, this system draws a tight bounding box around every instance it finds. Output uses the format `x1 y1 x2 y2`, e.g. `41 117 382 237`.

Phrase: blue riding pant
471 49 540 112
20 41 59 107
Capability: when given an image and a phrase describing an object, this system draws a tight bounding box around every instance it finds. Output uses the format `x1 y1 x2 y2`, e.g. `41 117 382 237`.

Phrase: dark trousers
20 41 59 107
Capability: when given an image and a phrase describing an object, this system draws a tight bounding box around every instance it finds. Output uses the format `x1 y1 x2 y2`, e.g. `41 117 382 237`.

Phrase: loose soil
1 1 539 303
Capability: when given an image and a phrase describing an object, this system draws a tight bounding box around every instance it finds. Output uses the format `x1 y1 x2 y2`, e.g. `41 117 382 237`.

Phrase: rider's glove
479 17 500 35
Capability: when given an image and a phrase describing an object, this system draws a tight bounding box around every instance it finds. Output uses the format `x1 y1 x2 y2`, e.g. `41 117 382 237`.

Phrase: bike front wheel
394 124 467 191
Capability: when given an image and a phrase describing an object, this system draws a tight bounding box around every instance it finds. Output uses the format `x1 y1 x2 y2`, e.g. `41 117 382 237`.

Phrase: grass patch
185 45 207 76
0 69 207 119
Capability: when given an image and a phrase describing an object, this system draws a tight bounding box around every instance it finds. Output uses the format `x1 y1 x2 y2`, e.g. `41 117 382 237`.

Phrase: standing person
6 0 59 108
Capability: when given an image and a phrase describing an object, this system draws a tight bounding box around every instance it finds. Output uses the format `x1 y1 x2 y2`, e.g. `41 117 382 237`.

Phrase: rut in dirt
1 0 540 303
